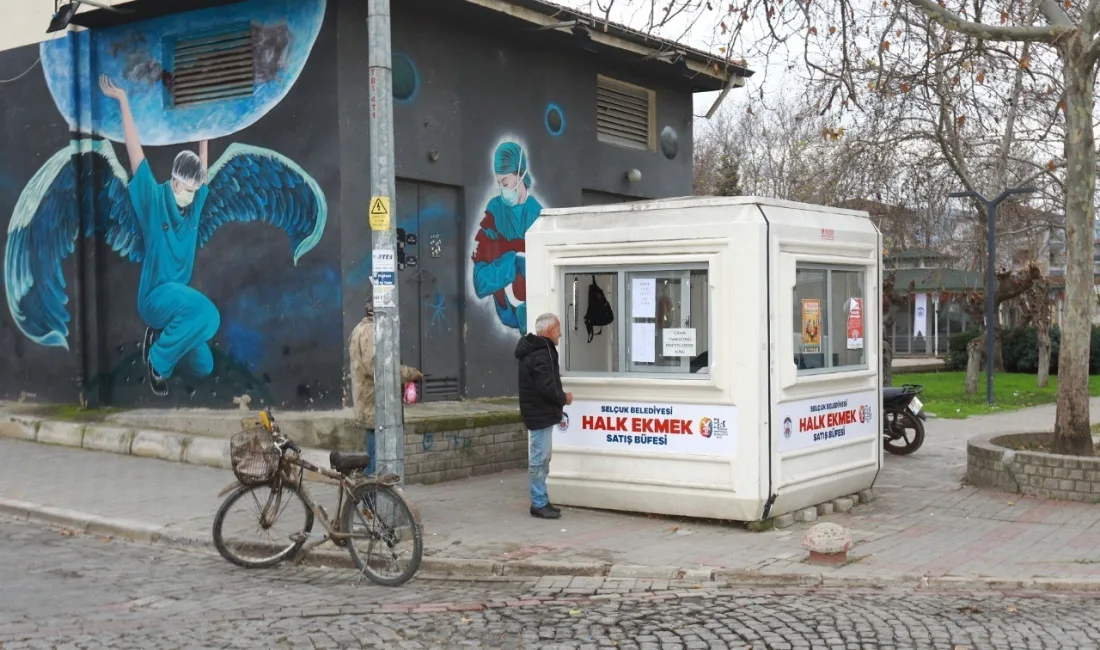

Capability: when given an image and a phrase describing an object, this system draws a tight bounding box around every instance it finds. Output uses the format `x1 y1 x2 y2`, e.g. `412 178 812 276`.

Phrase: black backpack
583 276 615 343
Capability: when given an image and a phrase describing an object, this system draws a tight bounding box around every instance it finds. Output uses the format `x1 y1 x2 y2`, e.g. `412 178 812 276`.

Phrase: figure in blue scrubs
470 142 543 334
101 75 216 396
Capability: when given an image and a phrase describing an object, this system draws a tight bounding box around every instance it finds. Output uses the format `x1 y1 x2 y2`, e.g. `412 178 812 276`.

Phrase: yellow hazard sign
369 196 390 231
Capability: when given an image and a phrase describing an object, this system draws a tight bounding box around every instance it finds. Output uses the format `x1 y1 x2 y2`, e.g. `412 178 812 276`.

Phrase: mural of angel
4 75 327 397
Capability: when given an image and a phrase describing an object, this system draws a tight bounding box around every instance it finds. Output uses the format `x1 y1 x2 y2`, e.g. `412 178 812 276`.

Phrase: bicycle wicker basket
230 427 281 485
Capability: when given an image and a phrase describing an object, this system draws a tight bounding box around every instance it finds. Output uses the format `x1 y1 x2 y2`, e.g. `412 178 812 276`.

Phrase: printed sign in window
662 328 696 357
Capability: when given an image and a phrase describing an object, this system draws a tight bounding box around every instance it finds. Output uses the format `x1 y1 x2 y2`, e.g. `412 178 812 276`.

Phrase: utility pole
367 0 405 481
948 187 1037 405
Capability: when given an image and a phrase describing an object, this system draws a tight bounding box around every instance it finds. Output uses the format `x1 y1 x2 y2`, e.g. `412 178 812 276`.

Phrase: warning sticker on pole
370 196 390 231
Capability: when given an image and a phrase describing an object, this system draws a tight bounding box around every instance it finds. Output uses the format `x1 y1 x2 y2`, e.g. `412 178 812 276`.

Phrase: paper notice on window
632 278 657 319
662 328 696 357
631 322 656 363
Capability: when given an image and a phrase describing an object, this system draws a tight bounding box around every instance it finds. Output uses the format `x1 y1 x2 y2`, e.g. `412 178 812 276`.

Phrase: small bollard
802 522 852 566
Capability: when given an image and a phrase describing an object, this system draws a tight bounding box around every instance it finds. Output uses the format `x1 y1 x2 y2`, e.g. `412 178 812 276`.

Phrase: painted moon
40 0 326 146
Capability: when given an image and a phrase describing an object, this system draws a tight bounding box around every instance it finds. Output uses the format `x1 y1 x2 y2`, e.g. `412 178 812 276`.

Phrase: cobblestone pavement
6 518 1100 649
7 400 1100 584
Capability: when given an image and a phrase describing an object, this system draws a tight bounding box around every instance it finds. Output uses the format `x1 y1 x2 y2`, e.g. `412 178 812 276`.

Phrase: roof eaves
461 0 754 88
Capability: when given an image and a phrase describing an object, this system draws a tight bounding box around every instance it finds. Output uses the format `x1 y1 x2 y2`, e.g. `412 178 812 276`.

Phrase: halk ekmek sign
776 390 878 453
554 400 738 456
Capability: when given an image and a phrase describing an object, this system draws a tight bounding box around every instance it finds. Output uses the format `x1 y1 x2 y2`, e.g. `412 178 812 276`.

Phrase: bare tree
958 262 1042 394
1019 273 1055 387
596 0 1096 454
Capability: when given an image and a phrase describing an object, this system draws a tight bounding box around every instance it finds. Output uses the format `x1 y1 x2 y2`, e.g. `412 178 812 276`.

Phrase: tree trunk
883 338 894 387
1053 52 1097 457
964 336 983 396
993 327 1005 373
1038 325 1051 388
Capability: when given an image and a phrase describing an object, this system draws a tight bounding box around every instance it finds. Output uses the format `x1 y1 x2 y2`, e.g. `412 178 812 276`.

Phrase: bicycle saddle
329 450 371 474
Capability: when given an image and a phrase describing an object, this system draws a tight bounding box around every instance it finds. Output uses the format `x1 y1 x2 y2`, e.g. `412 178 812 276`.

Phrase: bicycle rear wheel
341 483 423 586
213 482 314 568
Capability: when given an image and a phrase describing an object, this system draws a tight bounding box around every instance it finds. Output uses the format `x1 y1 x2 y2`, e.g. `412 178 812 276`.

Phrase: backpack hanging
583 275 615 343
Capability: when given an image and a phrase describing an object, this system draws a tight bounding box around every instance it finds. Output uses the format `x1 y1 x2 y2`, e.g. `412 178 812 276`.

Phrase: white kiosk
524 196 882 522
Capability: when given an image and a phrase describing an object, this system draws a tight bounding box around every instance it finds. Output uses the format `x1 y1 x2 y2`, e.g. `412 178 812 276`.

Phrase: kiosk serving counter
524 196 882 522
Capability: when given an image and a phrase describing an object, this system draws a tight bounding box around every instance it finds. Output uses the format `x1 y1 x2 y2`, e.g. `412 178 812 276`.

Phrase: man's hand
565 392 574 405
99 75 127 102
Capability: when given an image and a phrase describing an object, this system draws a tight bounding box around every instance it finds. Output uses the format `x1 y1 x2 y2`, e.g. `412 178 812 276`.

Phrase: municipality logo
783 417 793 439
699 417 728 439
859 405 873 424
559 413 570 432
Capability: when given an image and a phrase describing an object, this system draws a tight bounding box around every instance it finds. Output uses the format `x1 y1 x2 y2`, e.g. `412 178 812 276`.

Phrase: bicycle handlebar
272 432 301 454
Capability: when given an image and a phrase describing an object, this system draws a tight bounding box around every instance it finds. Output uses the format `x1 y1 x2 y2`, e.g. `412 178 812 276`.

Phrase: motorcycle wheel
883 410 925 456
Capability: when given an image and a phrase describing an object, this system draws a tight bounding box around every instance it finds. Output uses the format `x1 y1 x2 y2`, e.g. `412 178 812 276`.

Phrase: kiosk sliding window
562 268 710 376
793 264 867 374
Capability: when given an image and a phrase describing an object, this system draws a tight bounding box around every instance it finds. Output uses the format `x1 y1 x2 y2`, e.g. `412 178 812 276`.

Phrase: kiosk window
793 264 866 374
562 267 710 376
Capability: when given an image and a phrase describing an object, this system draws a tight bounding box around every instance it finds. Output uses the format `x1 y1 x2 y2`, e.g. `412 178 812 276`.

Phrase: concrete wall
0 0 701 409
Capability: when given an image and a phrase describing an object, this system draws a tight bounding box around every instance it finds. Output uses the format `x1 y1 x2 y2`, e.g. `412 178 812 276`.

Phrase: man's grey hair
534 313 559 335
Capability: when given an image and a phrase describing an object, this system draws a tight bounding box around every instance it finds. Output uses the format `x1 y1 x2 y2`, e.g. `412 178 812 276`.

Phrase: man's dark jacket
515 333 567 430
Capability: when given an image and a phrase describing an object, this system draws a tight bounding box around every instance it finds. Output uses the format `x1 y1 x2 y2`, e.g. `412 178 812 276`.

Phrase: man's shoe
548 503 561 513
530 505 561 519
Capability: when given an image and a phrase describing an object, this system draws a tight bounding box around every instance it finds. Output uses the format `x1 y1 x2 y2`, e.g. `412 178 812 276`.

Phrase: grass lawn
892 371 1100 420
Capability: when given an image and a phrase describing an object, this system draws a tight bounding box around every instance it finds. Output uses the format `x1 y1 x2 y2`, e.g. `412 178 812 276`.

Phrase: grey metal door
396 180 464 401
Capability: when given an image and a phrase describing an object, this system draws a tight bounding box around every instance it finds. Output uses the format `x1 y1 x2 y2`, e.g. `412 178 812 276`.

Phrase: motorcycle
882 383 927 455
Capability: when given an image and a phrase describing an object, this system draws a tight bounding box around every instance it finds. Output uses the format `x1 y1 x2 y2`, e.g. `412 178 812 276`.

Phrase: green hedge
945 325 1100 374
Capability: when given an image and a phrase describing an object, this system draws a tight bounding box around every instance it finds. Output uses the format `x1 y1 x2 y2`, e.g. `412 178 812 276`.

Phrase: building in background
0 0 752 408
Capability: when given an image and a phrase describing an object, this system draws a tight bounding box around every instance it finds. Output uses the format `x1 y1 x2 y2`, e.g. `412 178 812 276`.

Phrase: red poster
847 298 864 350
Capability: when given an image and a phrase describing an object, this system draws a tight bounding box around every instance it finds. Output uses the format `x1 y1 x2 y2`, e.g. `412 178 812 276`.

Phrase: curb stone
0 414 336 482
3 497 1100 592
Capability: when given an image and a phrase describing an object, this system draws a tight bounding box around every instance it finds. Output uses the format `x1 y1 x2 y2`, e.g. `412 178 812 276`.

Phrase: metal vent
597 76 653 149
422 377 460 402
173 28 255 107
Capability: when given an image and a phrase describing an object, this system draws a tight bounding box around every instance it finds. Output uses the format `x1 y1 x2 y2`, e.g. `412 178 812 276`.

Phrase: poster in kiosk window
846 297 864 350
555 399 738 456
801 298 821 352
777 390 878 454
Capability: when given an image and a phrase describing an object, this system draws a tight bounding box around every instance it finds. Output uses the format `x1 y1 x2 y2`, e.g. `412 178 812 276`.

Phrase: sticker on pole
373 285 395 309
374 271 395 286
370 196 390 231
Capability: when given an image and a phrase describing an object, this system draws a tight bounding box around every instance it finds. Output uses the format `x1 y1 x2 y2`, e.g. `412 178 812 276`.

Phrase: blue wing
199 144 328 264
4 139 142 350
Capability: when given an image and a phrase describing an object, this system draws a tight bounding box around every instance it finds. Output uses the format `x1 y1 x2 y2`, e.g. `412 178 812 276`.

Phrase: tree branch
905 0 1068 43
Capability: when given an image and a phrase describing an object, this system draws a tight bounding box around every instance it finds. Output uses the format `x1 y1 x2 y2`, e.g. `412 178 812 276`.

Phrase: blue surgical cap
493 142 532 189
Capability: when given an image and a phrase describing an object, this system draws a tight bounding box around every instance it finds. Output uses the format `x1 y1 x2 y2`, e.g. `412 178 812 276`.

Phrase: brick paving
4 518 1100 649
3 399 1100 585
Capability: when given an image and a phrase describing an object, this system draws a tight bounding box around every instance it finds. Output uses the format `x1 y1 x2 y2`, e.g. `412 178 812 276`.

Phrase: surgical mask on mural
499 149 527 207
172 178 197 208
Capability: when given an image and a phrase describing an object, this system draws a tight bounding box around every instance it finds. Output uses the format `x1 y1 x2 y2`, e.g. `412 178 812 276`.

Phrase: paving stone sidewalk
4 399 1100 586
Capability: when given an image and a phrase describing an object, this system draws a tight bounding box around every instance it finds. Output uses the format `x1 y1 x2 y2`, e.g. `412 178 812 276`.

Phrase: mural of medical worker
470 142 543 334
4 75 327 398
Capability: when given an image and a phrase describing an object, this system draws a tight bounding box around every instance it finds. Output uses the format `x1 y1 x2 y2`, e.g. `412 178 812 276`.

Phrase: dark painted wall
339 0 698 399
0 0 698 408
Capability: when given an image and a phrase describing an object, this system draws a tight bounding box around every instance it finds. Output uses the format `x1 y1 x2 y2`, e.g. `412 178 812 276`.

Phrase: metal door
395 180 464 401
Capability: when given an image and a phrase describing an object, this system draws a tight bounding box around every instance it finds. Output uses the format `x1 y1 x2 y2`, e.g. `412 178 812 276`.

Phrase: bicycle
211 408 424 586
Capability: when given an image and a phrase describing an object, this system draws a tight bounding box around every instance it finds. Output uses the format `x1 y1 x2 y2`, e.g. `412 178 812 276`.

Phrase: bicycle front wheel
213 482 314 568
341 483 423 586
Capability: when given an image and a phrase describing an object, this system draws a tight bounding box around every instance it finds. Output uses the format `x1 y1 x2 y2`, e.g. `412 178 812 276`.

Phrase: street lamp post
948 187 1038 405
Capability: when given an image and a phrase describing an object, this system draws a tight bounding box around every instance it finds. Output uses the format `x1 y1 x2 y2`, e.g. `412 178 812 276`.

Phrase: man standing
349 302 423 427
514 312 572 519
